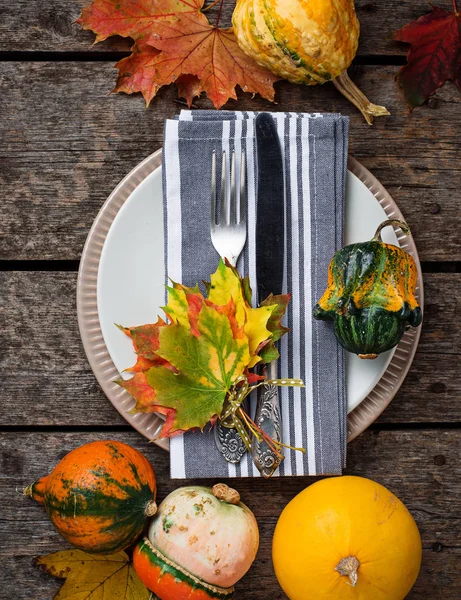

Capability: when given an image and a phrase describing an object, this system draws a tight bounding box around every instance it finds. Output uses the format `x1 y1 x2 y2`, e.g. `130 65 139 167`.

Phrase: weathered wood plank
1 62 460 261
1 271 460 426
0 0 455 56
1 429 460 598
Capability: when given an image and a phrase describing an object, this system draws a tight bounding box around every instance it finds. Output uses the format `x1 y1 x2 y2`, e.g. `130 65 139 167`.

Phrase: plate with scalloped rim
77 150 423 451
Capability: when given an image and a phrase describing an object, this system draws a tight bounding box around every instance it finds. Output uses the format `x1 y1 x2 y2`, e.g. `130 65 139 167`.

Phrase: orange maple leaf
77 0 278 109
78 0 201 44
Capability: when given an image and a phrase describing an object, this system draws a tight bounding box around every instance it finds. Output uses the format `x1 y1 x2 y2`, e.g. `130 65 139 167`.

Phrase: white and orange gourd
133 484 259 599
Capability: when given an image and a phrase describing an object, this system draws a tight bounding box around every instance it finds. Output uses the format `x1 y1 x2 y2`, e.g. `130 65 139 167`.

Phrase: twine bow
219 374 305 455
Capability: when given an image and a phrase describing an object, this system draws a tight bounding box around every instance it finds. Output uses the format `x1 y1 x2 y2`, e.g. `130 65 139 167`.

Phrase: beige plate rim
77 150 424 451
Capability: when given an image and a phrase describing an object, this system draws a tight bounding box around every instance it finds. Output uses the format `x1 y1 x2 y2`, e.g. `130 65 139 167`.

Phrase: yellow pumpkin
272 476 422 599
232 0 389 124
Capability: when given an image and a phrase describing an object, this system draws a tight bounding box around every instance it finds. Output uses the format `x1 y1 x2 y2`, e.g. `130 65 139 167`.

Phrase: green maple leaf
258 293 291 363
118 260 292 436
146 303 250 433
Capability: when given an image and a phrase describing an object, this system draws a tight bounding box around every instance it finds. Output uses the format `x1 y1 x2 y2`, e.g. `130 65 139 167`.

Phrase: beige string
219 374 305 454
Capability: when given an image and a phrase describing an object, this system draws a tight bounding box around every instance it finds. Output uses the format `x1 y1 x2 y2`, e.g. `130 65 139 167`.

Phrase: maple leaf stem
203 0 222 12
453 0 458 14
215 0 226 28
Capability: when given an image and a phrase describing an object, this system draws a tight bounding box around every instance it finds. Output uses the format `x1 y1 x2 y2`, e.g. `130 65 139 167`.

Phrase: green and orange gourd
313 220 422 358
232 0 390 124
133 484 259 599
24 440 157 554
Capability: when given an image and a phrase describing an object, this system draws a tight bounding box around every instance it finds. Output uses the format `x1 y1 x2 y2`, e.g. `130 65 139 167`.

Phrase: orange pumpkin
24 440 157 553
272 476 422 600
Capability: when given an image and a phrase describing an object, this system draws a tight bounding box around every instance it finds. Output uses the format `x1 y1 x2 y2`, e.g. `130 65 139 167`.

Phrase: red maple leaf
77 0 278 109
394 0 461 108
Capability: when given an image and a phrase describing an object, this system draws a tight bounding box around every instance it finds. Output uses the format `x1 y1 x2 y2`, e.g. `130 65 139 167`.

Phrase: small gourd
133 483 259 599
232 0 389 124
313 219 422 358
24 440 157 553
272 476 422 600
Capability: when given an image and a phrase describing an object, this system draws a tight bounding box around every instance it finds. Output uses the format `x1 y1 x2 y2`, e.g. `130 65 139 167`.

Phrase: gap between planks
1 260 460 273
0 51 407 66
0 422 460 434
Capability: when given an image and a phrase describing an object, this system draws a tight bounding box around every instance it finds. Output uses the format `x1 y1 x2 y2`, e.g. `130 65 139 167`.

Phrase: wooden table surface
1 0 460 597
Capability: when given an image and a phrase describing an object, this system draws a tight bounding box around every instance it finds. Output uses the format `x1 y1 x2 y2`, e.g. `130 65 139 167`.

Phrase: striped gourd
133 540 235 599
232 0 389 124
313 220 422 358
24 440 157 553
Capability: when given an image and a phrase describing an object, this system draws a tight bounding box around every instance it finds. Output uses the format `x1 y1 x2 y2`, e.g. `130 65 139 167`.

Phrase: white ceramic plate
77 151 423 449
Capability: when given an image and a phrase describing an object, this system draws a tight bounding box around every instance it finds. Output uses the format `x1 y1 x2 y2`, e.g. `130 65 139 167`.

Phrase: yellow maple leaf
207 260 275 367
34 549 151 600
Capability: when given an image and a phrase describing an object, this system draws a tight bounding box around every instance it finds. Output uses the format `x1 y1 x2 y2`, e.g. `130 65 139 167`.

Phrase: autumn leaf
394 1 461 108
141 9 278 109
145 303 251 434
77 0 278 109
258 293 291 362
163 281 200 329
118 319 173 372
207 260 276 366
119 261 290 436
77 0 201 45
120 372 157 411
34 549 151 600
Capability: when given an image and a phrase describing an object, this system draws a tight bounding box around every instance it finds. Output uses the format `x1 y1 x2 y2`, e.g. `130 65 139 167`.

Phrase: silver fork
210 150 246 268
211 150 248 464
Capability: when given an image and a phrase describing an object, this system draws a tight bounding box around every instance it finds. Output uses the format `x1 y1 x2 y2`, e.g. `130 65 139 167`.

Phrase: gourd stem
145 500 158 517
212 483 241 505
23 484 34 497
23 477 47 503
373 219 411 242
335 555 360 587
332 70 390 125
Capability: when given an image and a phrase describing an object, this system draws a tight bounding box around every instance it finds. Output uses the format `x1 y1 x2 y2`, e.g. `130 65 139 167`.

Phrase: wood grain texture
1 271 460 426
0 0 456 56
1 62 460 261
2 1 460 598
1 429 460 599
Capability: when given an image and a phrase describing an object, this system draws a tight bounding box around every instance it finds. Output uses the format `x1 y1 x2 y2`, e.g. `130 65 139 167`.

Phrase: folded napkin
163 110 348 478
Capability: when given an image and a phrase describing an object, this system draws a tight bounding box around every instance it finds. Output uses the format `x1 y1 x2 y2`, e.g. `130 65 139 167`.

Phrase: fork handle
251 360 283 478
214 400 248 463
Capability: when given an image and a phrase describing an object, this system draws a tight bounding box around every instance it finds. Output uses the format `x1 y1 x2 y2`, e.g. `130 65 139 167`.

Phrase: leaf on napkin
119 260 290 436
207 260 276 366
258 293 291 362
146 305 251 433
34 549 150 600
77 0 279 109
394 2 461 108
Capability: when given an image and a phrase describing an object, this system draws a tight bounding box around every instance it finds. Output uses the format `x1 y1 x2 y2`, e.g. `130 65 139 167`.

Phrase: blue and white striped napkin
163 110 348 478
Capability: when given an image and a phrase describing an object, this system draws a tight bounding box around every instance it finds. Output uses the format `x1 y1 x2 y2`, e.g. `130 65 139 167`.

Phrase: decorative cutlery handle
252 360 282 478
214 400 248 464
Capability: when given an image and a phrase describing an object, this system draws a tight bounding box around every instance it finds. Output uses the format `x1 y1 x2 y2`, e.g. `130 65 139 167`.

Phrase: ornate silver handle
251 360 282 478
214 400 248 464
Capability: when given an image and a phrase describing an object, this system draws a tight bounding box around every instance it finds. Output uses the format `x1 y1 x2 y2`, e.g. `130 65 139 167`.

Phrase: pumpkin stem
145 500 158 517
372 219 411 242
335 555 360 587
333 70 390 125
212 483 241 505
23 477 47 503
